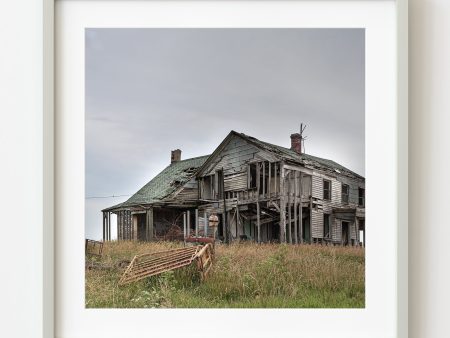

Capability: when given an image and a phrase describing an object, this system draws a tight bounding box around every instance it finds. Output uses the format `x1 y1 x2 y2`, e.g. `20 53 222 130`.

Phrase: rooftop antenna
300 123 307 154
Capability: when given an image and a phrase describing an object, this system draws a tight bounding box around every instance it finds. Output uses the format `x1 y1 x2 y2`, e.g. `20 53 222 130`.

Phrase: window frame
323 179 332 200
358 187 365 207
341 183 350 204
247 162 258 190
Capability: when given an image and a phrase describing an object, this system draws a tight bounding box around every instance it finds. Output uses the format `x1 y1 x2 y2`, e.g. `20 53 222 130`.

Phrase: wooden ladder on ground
119 243 214 286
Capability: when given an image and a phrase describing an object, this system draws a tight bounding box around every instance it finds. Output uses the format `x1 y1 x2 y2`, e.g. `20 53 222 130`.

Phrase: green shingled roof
236 132 364 179
104 155 209 210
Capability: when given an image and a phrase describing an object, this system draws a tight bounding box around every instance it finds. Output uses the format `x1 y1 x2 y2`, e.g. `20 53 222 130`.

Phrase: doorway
137 214 146 241
302 214 311 243
342 221 350 246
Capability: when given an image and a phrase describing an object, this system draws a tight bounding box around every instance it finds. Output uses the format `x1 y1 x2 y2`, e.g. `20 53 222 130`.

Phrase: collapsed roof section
102 155 209 212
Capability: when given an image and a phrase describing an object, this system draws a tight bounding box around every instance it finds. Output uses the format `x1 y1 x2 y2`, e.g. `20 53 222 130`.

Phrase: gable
199 133 279 177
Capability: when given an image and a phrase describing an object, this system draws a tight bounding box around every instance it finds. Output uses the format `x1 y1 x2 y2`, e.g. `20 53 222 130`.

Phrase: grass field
85 241 365 308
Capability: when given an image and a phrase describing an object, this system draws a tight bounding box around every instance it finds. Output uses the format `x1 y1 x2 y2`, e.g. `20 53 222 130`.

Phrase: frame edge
396 0 408 338
43 0 54 337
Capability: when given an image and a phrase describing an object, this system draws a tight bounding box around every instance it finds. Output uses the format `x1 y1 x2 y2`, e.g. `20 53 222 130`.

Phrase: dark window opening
259 163 264 195
137 214 147 241
203 175 213 199
323 179 331 200
358 187 365 206
341 184 349 204
249 163 257 189
342 221 350 246
216 170 224 199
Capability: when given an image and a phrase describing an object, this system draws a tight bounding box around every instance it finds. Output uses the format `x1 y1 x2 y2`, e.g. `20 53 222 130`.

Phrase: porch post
204 211 208 237
102 212 106 241
187 210 191 238
146 207 154 241
183 212 187 243
299 172 303 244
108 212 111 241
256 201 261 243
288 172 292 244
280 162 286 243
195 209 199 237
294 171 298 244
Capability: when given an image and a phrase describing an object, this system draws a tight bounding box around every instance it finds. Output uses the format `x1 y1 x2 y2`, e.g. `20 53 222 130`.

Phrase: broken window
323 179 331 200
248 163 257 189
202 175 214 199
259 163 265 195
358 187 365 207
324 214 331 238
341 184 349 204
216 169 224 199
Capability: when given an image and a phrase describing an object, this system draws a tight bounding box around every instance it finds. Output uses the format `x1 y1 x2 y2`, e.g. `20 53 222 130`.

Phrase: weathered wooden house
102 130 365 246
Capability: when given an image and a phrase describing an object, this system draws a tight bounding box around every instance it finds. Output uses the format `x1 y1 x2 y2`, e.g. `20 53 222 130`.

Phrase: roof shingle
103 155 209 211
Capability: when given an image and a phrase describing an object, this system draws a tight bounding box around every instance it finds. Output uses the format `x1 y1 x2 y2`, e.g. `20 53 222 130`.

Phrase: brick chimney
171 149 181 163
290 133 302 154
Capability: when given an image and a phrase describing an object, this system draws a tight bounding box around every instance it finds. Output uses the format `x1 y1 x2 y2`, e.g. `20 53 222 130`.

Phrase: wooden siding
202 136 262 176
224 172 247 191
312 175 323 199
331 218 357 243
174 187 198 201
332 217 341 242
311 209 324 238
302 175 312 197
170 177 200 202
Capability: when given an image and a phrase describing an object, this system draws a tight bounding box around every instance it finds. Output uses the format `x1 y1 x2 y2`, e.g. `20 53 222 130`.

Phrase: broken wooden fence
85 239 104 257
119 243 214 286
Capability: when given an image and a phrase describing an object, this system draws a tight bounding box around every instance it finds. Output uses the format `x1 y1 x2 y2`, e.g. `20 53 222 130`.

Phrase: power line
85 194 130 199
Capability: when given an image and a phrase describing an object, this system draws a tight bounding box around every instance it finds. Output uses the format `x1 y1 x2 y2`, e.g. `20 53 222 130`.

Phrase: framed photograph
46 0 408 337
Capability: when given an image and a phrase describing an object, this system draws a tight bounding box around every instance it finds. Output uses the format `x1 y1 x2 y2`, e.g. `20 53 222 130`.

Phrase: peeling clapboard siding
312 175 323 199
205 135 275 176
311 209 324 238
332 217 341 242
175 188 198 201
224 172 247 191
203 136 260 176
302 174 312 198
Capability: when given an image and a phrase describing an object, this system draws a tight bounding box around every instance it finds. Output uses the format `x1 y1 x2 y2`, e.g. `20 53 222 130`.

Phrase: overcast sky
85 28 365 240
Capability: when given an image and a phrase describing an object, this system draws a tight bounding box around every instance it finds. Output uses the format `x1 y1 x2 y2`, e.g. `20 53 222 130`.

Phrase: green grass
85 241 365 308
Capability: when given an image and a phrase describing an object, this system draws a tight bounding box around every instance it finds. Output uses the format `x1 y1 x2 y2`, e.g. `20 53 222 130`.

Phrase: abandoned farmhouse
102 131 365 246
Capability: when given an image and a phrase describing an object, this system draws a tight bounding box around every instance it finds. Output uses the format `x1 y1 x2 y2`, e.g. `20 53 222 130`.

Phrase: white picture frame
41 1 408 337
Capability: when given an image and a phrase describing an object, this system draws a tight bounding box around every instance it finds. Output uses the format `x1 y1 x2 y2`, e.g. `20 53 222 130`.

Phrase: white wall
410 1 450 338
0 1 48 338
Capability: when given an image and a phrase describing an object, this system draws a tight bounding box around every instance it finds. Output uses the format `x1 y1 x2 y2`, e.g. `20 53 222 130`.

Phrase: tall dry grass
85 241 364 308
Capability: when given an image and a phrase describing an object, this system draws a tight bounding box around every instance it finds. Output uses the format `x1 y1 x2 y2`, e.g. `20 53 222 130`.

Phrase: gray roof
103 155 209 211
236 131 364 179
